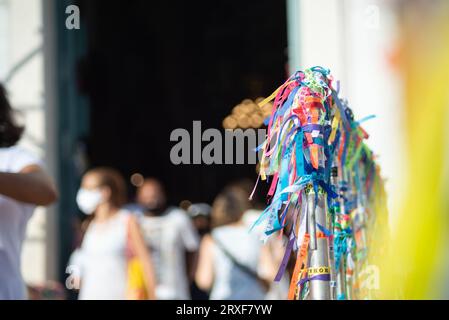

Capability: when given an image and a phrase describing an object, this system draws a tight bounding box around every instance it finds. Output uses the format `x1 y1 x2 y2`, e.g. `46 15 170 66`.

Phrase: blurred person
187 203 212 238
195 186 277 300
187 203 212 300
0 84 58 300
226 179 290 300
137 178 200 300
75 168 156 300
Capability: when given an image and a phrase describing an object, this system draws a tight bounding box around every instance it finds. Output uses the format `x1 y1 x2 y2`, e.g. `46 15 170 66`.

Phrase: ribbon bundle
250 67 387 300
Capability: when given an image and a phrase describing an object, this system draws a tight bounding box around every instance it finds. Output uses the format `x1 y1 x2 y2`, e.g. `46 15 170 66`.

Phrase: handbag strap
212 235 260 282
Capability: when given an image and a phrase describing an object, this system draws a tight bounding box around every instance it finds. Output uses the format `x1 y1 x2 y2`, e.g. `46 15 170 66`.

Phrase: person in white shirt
136 178 200 300
195 186 278 300
74 167 156 300
0 83 58 300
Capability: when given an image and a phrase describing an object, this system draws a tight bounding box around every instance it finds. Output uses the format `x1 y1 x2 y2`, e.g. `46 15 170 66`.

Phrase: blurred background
0 0 447 299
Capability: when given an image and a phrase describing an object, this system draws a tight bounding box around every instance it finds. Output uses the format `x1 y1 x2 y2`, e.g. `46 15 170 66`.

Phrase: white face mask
76 188 103 215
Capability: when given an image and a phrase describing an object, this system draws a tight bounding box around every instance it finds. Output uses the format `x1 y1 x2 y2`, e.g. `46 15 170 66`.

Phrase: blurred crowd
66 168 290 300
0 82 290 300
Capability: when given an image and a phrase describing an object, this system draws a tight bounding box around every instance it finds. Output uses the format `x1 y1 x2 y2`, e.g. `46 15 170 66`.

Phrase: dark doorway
77 0 287 205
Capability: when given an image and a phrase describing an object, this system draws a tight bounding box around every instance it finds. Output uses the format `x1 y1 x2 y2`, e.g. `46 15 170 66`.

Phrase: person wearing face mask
0 84 58 300
74 167 156 300
136 178 200 300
